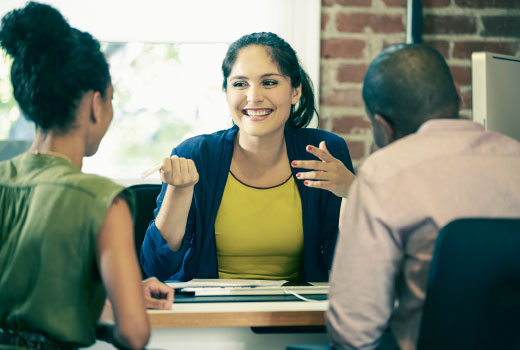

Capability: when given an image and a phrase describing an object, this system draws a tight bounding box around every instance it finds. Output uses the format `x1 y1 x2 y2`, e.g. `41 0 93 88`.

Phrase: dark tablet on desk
174 292 328 303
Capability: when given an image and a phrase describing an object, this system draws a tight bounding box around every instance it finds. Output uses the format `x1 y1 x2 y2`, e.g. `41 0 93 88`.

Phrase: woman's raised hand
291 141 355 198
160 155 199 188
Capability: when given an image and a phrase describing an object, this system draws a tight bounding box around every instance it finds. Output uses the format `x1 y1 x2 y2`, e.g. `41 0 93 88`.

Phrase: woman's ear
90 91 103 124
291 84 302 104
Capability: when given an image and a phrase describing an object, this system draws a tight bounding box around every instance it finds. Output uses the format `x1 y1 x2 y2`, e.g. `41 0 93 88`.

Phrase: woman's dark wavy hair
221 32 318 129
0 1 111 133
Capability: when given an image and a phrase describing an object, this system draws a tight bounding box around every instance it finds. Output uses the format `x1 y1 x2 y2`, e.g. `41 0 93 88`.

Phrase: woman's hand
291 141 355 198
155 155 199 252
142 277 174 310
160 155 199 188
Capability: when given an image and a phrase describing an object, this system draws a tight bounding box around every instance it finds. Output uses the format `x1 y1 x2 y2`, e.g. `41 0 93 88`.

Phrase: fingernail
291 161 297 167
306 145 312 151
304 180 309 185
296 173 301 178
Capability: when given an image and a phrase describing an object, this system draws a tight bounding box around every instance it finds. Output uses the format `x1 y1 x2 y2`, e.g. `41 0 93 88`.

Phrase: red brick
320 64 335 86
423 40 450 58
384 0 449 9
449 65 472 86
423 15 477 35
322 0 335 6
424 0 451 7
455 0 520 8
336 0 372 6
345 140 366 160
320 89 364 107
482 16 520 37
383 0 406 7
332 115 372 134
322 13 330 31
336 13 404 33
453 41 520 59
337 64 368 83
321 39 366 59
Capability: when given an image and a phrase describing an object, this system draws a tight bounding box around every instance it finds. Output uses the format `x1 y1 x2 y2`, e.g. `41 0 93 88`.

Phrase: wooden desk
149 300 327 328
90 301 329 349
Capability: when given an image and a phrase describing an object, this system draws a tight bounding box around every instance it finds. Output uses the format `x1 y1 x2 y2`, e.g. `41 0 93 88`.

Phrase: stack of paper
167 279 328 297
167 278 288 289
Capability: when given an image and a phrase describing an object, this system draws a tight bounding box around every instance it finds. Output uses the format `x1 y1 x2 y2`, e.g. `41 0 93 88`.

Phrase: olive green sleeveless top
0 152 134 348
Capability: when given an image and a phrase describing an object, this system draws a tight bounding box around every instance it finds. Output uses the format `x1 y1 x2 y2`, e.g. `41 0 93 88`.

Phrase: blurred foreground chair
288 217 520 350
417 217 520 350
127 184 162 275
286 327 397 350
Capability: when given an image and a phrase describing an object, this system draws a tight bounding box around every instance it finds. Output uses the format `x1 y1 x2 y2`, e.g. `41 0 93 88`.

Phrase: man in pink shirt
327 44 520 350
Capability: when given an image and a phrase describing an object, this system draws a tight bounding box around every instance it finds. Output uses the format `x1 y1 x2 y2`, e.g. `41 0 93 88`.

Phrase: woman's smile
242 108 274 120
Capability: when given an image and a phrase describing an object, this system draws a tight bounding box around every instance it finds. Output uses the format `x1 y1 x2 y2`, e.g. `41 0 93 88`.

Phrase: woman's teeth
243 109 272 116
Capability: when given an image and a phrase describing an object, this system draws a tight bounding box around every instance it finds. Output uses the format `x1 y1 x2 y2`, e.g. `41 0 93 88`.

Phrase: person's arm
327 176 402 350
140 180 197 281
154 155 199 251
291 141 356 198
295 138 354 270
96 196 150 349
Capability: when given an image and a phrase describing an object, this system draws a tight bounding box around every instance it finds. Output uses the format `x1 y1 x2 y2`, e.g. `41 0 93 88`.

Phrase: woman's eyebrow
229 75 248 80
229 73 284 80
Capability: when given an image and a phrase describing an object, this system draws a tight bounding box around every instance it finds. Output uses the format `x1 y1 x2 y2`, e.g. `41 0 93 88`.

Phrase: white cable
283 289 320 302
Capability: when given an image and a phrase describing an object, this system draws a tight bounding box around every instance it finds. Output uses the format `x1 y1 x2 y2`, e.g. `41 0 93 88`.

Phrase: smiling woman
140 32 356 284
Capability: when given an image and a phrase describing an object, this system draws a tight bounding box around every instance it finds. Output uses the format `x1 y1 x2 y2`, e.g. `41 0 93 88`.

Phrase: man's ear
374 114 395 145
90 91 103 124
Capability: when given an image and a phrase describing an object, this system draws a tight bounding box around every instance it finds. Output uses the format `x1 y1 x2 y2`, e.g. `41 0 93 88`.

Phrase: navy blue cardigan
140 125 354 282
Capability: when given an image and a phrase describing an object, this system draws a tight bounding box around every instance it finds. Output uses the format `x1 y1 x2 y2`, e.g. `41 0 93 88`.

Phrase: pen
140 163 162 179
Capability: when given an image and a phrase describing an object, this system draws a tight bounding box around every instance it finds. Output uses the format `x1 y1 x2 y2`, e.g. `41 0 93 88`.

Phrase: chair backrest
417 218 520 350
127 184 162 271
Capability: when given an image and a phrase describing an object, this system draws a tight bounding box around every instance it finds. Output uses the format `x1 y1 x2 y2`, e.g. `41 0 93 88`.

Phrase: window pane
82 42 232 184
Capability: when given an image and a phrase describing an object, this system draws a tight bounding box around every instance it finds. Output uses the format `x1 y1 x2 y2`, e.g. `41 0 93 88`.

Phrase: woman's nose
246 85 264 103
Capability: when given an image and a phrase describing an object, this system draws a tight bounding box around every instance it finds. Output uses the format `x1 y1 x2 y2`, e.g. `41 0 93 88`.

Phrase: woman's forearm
155 184 194 251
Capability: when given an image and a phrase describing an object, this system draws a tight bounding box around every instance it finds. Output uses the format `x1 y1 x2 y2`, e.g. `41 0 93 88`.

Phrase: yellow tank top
214 171 303 280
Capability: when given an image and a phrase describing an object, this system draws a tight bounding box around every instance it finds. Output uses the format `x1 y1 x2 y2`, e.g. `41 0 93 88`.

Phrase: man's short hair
362 44 460 138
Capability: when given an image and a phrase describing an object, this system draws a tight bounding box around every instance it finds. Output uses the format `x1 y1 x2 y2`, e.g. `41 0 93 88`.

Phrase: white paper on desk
167 278 287 289
184 285 329 296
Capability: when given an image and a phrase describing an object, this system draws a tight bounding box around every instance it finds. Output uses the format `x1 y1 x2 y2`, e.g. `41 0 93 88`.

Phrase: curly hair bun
0 1 72 65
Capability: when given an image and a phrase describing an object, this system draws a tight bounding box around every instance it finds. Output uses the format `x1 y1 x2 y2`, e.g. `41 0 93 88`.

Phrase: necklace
30 150 72 163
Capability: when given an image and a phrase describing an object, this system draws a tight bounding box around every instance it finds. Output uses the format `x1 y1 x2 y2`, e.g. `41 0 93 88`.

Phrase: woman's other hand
141 277 174 310
160 155 199 188
291 141 356 198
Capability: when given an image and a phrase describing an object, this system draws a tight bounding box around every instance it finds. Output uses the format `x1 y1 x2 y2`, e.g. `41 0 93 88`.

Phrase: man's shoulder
357 134 430 182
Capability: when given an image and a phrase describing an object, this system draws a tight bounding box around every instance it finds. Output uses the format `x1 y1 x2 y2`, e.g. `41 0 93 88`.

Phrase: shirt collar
417 118 485 134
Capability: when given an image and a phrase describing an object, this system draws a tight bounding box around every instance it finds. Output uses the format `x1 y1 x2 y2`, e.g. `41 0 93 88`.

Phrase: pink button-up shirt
327 119 520 350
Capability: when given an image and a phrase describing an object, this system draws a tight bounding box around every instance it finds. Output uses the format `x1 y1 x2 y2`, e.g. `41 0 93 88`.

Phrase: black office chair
127 183 162 275
286 329 397 350
288 218 520 350
417 217 520 350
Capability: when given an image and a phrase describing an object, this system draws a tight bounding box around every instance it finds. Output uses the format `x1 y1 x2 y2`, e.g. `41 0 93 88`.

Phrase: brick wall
320 0 520 168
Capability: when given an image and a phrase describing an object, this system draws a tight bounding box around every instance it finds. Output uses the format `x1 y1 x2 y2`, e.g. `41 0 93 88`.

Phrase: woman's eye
263 80 278 87
232 81 247 88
